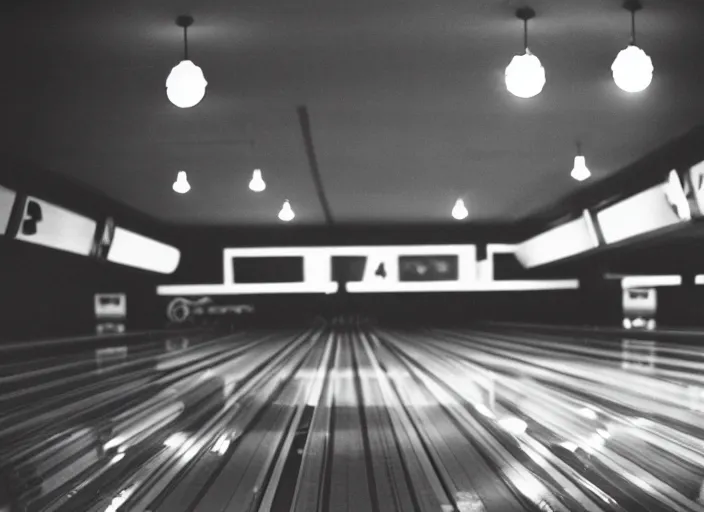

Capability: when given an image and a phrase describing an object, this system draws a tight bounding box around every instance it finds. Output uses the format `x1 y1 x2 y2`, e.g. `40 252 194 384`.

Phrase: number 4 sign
362 252 398 283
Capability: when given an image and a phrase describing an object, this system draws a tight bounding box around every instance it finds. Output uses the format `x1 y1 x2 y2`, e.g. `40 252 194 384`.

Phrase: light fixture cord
523 18 528 50
183 25 189 60
630 9 636 45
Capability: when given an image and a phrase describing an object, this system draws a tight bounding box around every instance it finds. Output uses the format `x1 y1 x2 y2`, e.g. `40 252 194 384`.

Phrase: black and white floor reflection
2 323 704 511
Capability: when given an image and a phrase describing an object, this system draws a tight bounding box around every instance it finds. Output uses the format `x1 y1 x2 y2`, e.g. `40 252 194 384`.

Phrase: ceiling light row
507 1 653 99
165 17 294 221
165 2 653 110
172 169 295 222
165 11 599 224
451 146 592 220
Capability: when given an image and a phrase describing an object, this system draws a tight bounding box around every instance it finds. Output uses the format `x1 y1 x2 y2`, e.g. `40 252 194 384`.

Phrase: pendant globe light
278 200 295 222
611 0 653 93
452 198 469 220
166 16 208 108
505 7 546 99
570 143 591 182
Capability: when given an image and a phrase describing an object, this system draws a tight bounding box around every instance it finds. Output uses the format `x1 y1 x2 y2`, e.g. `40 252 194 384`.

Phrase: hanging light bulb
571 144 591 182
166 16 208 108
172 171 191 193
249 169 266 192
571 156 591 182
505 7 546 99
452 199 469 220
612 0 653 93
278 200 295 222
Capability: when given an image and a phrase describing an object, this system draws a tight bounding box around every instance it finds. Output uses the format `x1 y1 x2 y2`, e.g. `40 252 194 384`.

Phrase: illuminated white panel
346 279 579 293
0 185 15 235
665 170 691 221
157 279 578 296
15 197 96 256
621 275 681 289
596 183 686 245
157 282 338 296
695 275 704 286
688 160 704 215
515 211 599 268
224 245 477 292
107 227 180 274
157 245 578 296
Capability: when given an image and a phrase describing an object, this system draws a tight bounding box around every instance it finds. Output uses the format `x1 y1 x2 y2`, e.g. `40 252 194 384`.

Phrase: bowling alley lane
3 323 704 511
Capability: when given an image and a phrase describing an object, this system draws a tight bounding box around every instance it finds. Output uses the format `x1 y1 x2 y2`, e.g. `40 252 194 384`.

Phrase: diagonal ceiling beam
297 105 334 225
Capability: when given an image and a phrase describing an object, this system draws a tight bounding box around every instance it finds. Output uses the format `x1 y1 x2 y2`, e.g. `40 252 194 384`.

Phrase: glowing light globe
278 200 295 222
249 169 266 192
505 49 546 99
172 171 190 193
452 199 468 220
611 45 653 93
166 60 208 108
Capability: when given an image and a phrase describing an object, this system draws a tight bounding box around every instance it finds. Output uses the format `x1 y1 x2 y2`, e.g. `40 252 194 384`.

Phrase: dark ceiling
3 0 704 227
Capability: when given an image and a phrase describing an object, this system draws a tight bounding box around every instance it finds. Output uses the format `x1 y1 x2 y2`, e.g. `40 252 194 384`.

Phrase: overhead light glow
211 434 231 455
166 16 207 108
612 1 653 93
506 50 546 99
452 199 469 220
612 45 653 93
278 200 295 222
571 155 591 182
105 486 137 512
559 441 579 452
249 169 266 192
578 407 598 420
166 60 208 108
110 453 126 465
164 432 188 448
505 7 545 99
172 171 191 193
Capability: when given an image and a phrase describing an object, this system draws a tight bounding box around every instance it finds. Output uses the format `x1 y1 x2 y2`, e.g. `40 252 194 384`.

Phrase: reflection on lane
3 324 704 511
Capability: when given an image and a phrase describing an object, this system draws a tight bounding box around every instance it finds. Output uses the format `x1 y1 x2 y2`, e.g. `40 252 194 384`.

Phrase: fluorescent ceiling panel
687 160 704 215
515 211 599 268
596 182 687 245
107 227 180 274
0 185 16 235
15 197 96 256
